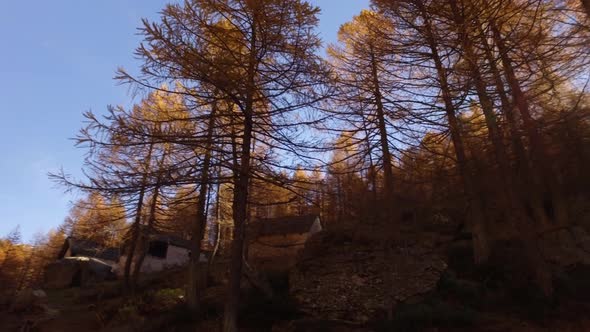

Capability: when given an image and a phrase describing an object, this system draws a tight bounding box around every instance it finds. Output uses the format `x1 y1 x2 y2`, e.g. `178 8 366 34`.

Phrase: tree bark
124 187 145 291
449 0 553 296
124 142 153 291
208 178 222 269
369 43 396 232
491 21 568 229
223 113 253 332
476 18 550 233
416 0 491 263
131 184 160 289
582 0 590 18
223 15 257 332
187 103 217 312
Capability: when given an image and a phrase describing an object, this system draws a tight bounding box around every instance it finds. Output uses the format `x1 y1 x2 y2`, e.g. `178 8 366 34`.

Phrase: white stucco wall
310 218 322 234
141 244 190 273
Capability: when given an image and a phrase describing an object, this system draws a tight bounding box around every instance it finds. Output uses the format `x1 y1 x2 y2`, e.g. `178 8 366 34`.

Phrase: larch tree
371 0 590 297
327 10 399 231
446 0 553 295
117 0 330 328
63 193 127 248
372 0 494 264
53 88 192 290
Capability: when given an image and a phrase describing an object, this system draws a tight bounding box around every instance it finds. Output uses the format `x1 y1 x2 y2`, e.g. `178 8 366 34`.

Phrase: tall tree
118 0 329 328
63 193 127 248
372 0 494 263
328 10 398 230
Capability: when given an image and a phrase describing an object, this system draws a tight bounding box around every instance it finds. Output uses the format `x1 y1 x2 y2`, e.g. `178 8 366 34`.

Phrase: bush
153 288 184 307
140 288 185 314
118 302 145 330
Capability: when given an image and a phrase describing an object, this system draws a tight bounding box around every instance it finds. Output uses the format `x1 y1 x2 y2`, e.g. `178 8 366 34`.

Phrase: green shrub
118 302 145 329
152 288 184 309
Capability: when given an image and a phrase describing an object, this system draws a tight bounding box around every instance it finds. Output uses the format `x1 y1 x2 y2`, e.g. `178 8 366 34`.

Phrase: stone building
116 226 210 276
44 237 119 288
57 237 120 269
247 214 322 273
118 230 189 276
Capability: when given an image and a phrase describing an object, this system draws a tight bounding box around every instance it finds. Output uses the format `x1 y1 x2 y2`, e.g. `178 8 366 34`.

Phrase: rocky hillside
4 225 590 331
284 224 590 332
290 230 448 324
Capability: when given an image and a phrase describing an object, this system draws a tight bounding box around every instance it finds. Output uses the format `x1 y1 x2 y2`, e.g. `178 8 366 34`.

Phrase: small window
148 241 168 258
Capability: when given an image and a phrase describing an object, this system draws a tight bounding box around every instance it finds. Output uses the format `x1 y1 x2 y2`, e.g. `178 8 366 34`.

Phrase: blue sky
0 1 370 242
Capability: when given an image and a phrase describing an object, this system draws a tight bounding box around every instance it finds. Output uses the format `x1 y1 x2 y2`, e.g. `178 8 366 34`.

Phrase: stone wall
248 233 309 273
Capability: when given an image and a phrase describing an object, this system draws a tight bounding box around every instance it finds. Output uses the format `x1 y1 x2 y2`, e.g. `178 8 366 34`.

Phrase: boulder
538 226 590 269
44 256 116 289
10 289 48 312
44 259 79 289
83 257 117 283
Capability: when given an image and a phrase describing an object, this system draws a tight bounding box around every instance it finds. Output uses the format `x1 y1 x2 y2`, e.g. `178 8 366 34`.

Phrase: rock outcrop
10 289 48 312
540 226 590 267
289 231 447 324
44 259 80 289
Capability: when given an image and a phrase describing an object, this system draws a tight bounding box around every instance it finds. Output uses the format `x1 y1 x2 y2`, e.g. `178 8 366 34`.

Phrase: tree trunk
208 179 222 269
416 0 491 262
187 104 217 312
369 44 397 233
367 41 401 320
491 21 568 229
131 184 160 289
223 16 257 331
582 0 590 18
450 0 535 268
449 0 552 296
476 18 550 232
124 187 146 291
223 114 253 332
124 142 153 291
360 113 378 223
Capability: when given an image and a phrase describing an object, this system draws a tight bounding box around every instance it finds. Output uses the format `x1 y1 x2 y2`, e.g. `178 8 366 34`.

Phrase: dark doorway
148 241 168 258
71 269 82 287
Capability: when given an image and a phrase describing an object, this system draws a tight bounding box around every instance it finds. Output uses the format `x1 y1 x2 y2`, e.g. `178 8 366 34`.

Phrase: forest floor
3 229 590 331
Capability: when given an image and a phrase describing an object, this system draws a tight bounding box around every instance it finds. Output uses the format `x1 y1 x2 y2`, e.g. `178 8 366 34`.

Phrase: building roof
135 224 192 249
249 215 320 237
58 237 120 262
150 233 192 249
